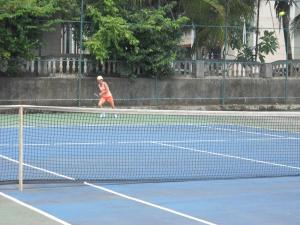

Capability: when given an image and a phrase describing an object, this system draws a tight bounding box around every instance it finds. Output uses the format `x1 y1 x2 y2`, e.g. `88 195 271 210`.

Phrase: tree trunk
282 11 293 60
255 0 261 61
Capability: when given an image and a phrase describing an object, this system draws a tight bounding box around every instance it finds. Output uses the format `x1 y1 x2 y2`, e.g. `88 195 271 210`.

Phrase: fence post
18 106 24 191
285 60 289 104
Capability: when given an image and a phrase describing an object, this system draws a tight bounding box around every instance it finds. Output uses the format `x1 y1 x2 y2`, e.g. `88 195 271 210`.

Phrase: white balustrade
23 57 299 78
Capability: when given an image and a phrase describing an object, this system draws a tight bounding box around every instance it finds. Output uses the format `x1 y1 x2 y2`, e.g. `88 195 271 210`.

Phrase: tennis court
1 105 300 225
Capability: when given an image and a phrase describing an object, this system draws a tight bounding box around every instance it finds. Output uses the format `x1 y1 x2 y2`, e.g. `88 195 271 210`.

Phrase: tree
291 14 300 33
85 0 187 78
267 0 296 60
126 0 256 59
0 0 78 75
124 4 188 77
237 30 279 63
85 0 139 61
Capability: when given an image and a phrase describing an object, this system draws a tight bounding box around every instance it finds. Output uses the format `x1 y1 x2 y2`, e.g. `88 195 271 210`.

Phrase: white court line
0 192 71 225
0 154 75 181
0 142 105 147
0 137 300 147
154 142 300 171
117 137 299 144
1 136 297 148
0 154 218 225
84 181 218 225
0 144 18 147
3 122 299 136
22 142 105 147
202 125 290 138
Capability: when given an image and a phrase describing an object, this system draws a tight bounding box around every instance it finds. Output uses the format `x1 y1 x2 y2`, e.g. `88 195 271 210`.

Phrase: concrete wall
0 77 299 106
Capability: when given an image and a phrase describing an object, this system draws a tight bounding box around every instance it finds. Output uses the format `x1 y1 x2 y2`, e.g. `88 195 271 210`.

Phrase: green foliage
0 0 78 76
123 5 188 78
237 31 278 63
183 0 255 59
265 0 296 60
258 31 278 55
291 14 300 33
85 1 188 78
85 0 139 61
236 45 253 62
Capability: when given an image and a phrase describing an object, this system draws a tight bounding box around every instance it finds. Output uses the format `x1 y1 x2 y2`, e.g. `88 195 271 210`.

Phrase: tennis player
97 75 115 109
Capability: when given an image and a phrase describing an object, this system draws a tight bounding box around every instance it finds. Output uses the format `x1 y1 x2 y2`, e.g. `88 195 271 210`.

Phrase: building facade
255 1 300 62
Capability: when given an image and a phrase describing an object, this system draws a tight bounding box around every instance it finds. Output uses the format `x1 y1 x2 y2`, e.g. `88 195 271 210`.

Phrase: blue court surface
1 113 300 225
1 177 300 225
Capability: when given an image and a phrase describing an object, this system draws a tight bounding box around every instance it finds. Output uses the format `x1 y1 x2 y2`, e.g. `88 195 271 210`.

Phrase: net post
18 105 24 191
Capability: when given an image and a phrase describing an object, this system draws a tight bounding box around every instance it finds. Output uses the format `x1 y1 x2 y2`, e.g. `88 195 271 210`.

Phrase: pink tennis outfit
99 82 113 99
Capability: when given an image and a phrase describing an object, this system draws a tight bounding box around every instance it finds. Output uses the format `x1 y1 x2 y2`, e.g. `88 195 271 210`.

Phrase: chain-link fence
1 0 300 107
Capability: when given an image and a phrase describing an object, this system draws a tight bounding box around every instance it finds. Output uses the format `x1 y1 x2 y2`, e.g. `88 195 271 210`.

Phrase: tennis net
0 105 300 186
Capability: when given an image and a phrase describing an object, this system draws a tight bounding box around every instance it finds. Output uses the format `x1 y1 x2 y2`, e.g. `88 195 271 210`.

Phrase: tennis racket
94 92 99 98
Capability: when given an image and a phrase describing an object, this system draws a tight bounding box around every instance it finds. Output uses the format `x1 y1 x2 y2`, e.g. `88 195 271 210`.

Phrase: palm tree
254 0 261 61
267 0 296 60
191 0 255 59
291 11 300 37
126 0 256 59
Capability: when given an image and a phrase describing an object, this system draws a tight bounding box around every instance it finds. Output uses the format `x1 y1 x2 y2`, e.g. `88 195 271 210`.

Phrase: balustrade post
185 61 189 75
296 62 300 76
47 60 51 74
52 59 56 74
229 63 234 77
66 58 70 74
31 60 35 73
235 63 239 77
59 57 63 74
84 58 87 74
261 63 273 78
240 63 244 77
246 64 251 77
112 61 116 74
26 61 30 72
37 58 41 75
195 61 204 78
173 62 178 74
42 59 47 75
72 58 76 73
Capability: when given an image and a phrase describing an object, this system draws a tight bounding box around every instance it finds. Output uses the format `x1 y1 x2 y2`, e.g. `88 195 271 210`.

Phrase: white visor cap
97 75 103 80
